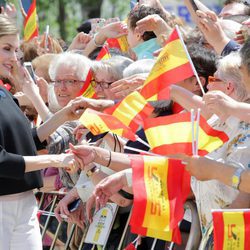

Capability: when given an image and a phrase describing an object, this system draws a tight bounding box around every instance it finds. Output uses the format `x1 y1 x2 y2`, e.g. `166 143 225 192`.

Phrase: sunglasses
208 76 223 84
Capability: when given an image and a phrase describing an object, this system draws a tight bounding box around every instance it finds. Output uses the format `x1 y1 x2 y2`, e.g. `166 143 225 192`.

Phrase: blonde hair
216 52 248 101
0 15 18 37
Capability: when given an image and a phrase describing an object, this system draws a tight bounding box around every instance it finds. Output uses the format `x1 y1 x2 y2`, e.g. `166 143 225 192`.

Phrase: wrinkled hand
1 3 17 19
54 192 78 222
109 74 146 99
203 91 237 120
86 195 96 223
196 10 229 53
67 202 86 228
99 21 128 40
135 14 172 37
60 153 83 174
68 32 92 51
69 144 97 168
36 77 49 103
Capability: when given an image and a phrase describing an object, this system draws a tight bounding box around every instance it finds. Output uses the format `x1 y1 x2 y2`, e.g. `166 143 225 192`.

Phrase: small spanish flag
79 108 136 141
23 0 39 41
129 155 190 233
144 113 229 156
107 36 130 53
96 45 111 61
130 225 181 244
140 28 194 101
104 91 154 132
212 209 250 250
77 70 97 99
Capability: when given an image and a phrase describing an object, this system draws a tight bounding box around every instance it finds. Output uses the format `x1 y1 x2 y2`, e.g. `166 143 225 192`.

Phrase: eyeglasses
208 76 224 84
53 79 85 87
90 79 113 89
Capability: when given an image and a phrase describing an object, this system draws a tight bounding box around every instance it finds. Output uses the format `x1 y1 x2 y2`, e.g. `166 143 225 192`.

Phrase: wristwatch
86 165 99 178
231 168 244 189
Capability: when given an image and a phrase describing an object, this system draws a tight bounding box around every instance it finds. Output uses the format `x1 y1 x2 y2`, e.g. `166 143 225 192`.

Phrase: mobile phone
23 62 36 84
44 25 50 50
68 198 81 213
190 0 199 11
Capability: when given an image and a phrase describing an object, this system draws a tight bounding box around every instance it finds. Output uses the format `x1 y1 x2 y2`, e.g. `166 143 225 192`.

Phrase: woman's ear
225 82 234 96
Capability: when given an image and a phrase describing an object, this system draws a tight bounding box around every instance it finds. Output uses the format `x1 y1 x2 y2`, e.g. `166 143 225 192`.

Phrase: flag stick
151 239 157 250
175 25 205 96
136 137 151 148
44 25 50 50
191 109 195 156
195 108 201 156
124 145 159 156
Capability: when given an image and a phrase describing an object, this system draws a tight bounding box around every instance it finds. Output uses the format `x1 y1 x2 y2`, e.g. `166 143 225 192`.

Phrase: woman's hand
68 32 92 51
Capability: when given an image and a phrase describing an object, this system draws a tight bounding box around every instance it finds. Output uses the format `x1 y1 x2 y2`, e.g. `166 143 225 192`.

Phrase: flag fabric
144 112 229 156
130 225 181 244
107 36 130 53
23 0 39 41
140 28 194 101
79 108 136 141
129 155 190 236
212 209 250 250
77 70 97 99
104 91 154 132
96 45 111 61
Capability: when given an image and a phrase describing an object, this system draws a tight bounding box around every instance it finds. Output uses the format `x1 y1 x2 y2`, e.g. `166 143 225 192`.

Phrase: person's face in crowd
176 76 205 96
219 3 247 17
206 74 228 93
54 65 85 107
127 23 142 48
92 69 116 100
239 64 250 93
0 34 19 78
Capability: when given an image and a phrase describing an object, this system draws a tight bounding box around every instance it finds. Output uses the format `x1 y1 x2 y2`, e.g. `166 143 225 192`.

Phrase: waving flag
130 156 190 235
212 209 250 250
104 91 153 132
77 70 97 99
96 45 111 61
22 0 39 41
144 113 229 156
140 28 194 101
107 35 130 53
79 108 136 141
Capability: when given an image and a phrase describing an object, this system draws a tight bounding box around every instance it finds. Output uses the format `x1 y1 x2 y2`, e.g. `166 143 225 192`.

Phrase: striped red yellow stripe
79 108 136 141
130 155 190 239
212 209 250 250
96 45 111 61
140 28 194 101
107 35 130 53
77 70 97 99
144 113 229 156
104 91 153 132
24 0 38 41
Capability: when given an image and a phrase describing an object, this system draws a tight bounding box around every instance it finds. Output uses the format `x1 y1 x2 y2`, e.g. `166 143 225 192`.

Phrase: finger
61 203 70 216
54 206 62 222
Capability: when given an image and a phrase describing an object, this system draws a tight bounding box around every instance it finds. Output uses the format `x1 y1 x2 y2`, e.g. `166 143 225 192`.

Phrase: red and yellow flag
23 0 39 41
96 45 111 61
144 113 229 156
79 108 136 141
107 35 130 53
129 155 190 237
212 209 250 250
130 225 181 244
77 70 97 99
104 91 154 132
140 28 194 101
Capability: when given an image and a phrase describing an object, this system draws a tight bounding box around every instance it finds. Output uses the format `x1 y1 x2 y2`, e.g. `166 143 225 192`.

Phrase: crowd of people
0 0 250 249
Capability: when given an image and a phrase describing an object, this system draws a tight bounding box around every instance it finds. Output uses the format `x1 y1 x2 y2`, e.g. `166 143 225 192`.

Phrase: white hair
216 52 248 101
49 52 92 81
123 59 155 78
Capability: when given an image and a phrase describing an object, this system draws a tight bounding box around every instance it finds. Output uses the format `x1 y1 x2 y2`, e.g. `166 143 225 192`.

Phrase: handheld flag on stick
144 112 229 156
140 28 194 101
77 70 97 99
107 36 130 53
104 91 154 133
96 45 111 61
79 108 136 141
21 0 39 41
212 209 250 250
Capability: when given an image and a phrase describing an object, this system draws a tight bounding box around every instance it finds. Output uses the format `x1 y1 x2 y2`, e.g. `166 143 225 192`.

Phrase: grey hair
216 52 248 101
49 52 92 81
123 59 155 78
91 56 133 81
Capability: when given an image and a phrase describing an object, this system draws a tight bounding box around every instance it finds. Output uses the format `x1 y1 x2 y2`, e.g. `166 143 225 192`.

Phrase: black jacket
0 87 45 195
